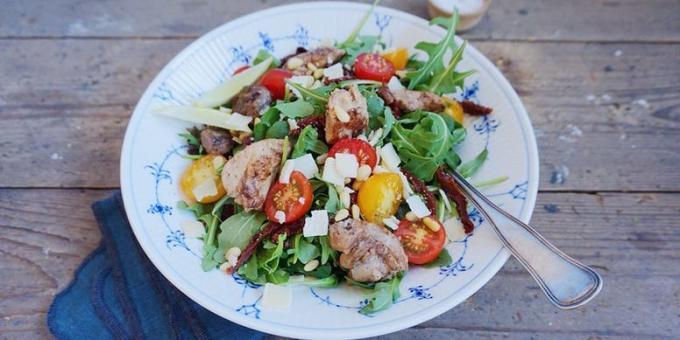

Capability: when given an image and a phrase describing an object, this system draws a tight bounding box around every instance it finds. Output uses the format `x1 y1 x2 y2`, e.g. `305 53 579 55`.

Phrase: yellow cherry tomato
382 48 409 70
357 173 403 225
180 155 226 203
441 96 464 124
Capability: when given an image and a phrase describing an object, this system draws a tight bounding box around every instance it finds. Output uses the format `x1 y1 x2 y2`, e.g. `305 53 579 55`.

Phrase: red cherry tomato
327 138 378 168
394 218 447 265
259 68 292 100
233 65 250 75
354 53 396 83
264 171 313 224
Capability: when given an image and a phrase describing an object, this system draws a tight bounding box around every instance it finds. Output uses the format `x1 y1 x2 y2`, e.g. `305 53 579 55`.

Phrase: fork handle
452 172 603 309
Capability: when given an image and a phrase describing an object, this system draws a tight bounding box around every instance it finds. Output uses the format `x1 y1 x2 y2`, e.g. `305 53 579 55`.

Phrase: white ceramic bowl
120 2 538 338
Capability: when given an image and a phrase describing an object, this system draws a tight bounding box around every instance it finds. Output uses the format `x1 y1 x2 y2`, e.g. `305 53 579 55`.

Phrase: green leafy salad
157 1 500 314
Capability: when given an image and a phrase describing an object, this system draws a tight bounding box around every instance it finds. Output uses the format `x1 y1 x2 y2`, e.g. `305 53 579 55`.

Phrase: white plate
120 2 538 339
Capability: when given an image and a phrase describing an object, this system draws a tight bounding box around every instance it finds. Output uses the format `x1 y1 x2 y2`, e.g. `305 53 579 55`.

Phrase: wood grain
1 39 678 190
1 189 677 338
1 0 679 42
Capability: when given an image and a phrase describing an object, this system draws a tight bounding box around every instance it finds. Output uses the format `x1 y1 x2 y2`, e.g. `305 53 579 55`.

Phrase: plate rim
120 2 539 338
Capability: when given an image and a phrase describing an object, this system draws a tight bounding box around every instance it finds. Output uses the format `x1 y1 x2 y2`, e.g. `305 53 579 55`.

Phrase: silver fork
452 171 603 309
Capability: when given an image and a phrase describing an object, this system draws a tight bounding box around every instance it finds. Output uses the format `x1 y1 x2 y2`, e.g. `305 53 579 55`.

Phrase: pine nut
316 153 328 165
307 63 318 71
335 107 351 122
340 191 351 208
356 164 372 180
351 204 361 219
405 211 419 222
422 216 441 232
286 57 303 70
334 209 349 221
313 68 324 79
225 247 241 260
344 177 352 184
304 259 319 272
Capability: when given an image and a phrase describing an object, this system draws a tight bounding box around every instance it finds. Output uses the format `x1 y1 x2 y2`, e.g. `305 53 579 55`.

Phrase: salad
158 1 497 314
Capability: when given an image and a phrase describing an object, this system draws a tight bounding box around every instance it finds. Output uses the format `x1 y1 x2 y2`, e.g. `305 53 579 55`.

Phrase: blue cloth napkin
48 191 264 340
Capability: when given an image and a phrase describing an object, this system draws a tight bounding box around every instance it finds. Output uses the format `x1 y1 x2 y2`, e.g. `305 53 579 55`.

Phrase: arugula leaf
324 183 341 214
260 234 286 274
426 41 474 94
404 13 473 93
390 112 455 180
318 236 337 265
217 211 267 251
275 99 316 119
285 80 330 103
238 253 265 284
423 248 453 268
364 90 385 117
178 131 201 148
341 0 381 46
296 275 338 288
177 201 210 218
266 269 289 284
265 120 290 139
253 107 281 141
360 273 403 315
296 239 320 264
457 149 488 178
291 125 328 158
253 49 281 68
340 35 381 65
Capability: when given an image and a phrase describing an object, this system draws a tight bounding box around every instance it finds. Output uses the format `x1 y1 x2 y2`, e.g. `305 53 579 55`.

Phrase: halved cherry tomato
264 171 313 223
179 155 226 203
233 65 250 75
259 68 292 100
357 173 403 225
394 218 446 264
354 53 396 83
327 138 378 168
382 48 409 70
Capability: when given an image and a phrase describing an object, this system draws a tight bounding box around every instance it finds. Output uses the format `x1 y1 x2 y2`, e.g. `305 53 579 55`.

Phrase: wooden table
1 0 679 338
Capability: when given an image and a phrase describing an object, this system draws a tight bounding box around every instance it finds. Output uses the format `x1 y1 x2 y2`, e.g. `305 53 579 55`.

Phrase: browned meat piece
231 85 272 117
329 219 408 282
221 139 287 211
199 128 234 155
384 88 445 113
285 47 346 75
325 85 369 144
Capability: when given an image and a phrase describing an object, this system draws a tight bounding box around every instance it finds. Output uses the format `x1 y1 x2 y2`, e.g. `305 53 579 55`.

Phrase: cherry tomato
354 53 396 83
394 218 446 264
357 173 403 225
179 155 227 203
382 48 409 70
259 68 292 100
327 138 378 168
264 171 313 223
233 65 250 75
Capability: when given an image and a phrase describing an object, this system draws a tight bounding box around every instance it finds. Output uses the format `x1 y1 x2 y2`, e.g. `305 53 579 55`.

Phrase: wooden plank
1 0 679 42
0 189 678 337
1 39 678 190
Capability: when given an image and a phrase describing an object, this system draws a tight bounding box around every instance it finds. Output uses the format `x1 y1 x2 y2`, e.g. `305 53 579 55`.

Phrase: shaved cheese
179 220 205 238
275 210 286 224
324 63 344 80
154 106 251 132
387 76 405 92
322 158 345 185
293 154 318 179
279 159 295 183
261 283 292 310
288 75 314 97
443 218 466 242
192 179 218 202
407 195 431 218
383 216 400 230
379 143 401 172
334 153 359 178
303 210 329 237
398 171 414 197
